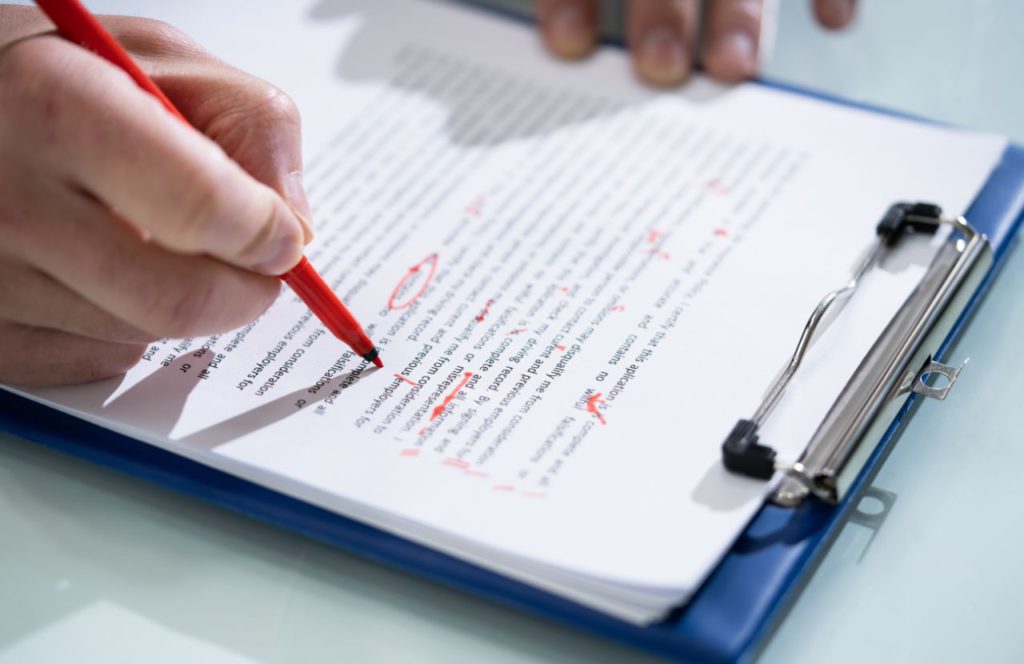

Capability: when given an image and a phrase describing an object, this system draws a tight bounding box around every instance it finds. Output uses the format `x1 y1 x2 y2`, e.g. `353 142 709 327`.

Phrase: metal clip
719 202 993 507
909 358 967 400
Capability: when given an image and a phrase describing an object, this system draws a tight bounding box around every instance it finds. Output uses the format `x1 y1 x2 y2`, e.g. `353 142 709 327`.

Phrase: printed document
6 0 1007 623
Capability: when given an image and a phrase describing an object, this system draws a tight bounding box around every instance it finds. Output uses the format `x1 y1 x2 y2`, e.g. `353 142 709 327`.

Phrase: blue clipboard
2 92 1023 662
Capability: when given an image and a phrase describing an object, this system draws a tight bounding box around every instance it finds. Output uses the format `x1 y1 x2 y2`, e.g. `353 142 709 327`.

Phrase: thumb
13 35 307 275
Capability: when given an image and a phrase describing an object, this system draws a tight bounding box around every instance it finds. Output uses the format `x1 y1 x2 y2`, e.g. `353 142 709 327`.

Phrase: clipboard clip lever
721 202 991 506
902 358 967 401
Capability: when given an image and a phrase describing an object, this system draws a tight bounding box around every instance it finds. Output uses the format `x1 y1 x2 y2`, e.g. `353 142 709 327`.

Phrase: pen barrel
280 257 373 354
35 0 188 124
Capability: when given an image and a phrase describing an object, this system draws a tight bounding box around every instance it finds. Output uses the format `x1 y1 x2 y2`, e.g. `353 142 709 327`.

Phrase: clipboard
2 87 1022 663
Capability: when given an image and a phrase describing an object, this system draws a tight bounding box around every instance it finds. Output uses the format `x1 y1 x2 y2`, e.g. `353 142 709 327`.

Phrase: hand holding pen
0 2 379 385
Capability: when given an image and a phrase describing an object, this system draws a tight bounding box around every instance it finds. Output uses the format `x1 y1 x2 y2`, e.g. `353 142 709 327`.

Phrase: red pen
34 0 383 368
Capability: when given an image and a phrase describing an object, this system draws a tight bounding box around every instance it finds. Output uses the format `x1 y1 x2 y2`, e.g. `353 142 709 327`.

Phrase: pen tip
362 346 383 368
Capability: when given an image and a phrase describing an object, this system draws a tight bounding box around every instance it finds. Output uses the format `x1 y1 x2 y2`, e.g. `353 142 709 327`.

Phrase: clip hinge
904 358 967 401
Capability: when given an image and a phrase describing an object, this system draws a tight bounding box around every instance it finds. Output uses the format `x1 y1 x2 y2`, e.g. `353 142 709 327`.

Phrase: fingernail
547 5 594 59
638 28 689 86
707 30 758 79
254 213 304 275
822 0 854 26
286 171 315 244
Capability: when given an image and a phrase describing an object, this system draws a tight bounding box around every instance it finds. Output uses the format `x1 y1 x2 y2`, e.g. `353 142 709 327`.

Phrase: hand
537 0 857 86
0 7 313 386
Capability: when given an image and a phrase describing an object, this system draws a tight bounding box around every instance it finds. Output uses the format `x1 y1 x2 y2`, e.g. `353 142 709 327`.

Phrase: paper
6 0 1006 623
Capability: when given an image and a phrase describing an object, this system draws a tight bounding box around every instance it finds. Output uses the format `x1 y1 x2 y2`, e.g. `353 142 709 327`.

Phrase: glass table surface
2 1 1022 662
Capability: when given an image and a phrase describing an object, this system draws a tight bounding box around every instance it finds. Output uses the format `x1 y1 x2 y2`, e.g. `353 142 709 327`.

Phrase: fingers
537 0 599 59
0 35 305 276
0 16 310 386
155 65 314 243
97 16 315 242
701 0 762 82
0 320 145 386
626 0 700 87
0 258 153 344
813 0 857 30
11 186 281 341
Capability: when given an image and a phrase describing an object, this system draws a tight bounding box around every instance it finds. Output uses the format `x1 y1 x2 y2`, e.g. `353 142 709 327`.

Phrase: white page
5 0 1007 623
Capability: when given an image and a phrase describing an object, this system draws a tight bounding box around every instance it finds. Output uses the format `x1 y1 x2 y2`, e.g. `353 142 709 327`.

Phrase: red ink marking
644 248 671 260
395 373 416 386
400 449 419 457
713 228 729 237
430 371 474 420
647 229 663 244
492 485 515 492
522 491 547 498
586 392 607 425
418 427 428 436
706 179 729 195
465 194 485 217
555 344 567 351
464 470 489 478
507 328 528 335
443 457 470 469
388 253 439 310
609 305 625 312
475 298 494 322
557 285 570 293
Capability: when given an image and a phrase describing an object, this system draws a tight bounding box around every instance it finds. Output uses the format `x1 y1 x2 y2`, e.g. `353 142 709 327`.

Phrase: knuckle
211 81 301 134
0 37 61 107
0 38 75 155
229 84 302 136
135 17 188 43
257 86 301 127
109 17 205 59
0 36 131 155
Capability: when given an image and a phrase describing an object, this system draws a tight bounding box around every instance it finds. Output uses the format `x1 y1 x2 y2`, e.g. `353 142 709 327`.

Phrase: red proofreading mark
400 449 419 457
418 427 428 436
465 194 485 217
586 392 607 425
443 458 470 470
706 179 729 195
555 344 567 351
395 374 417 386
713 228 729 237
647 229 663 244
464 470 489 478
475 298 494 322
507 328 528 335
492 485 515 492
557 285 570 293
431 371 474 420
388 253 439 310
644 248 671 261
609 305 625 312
